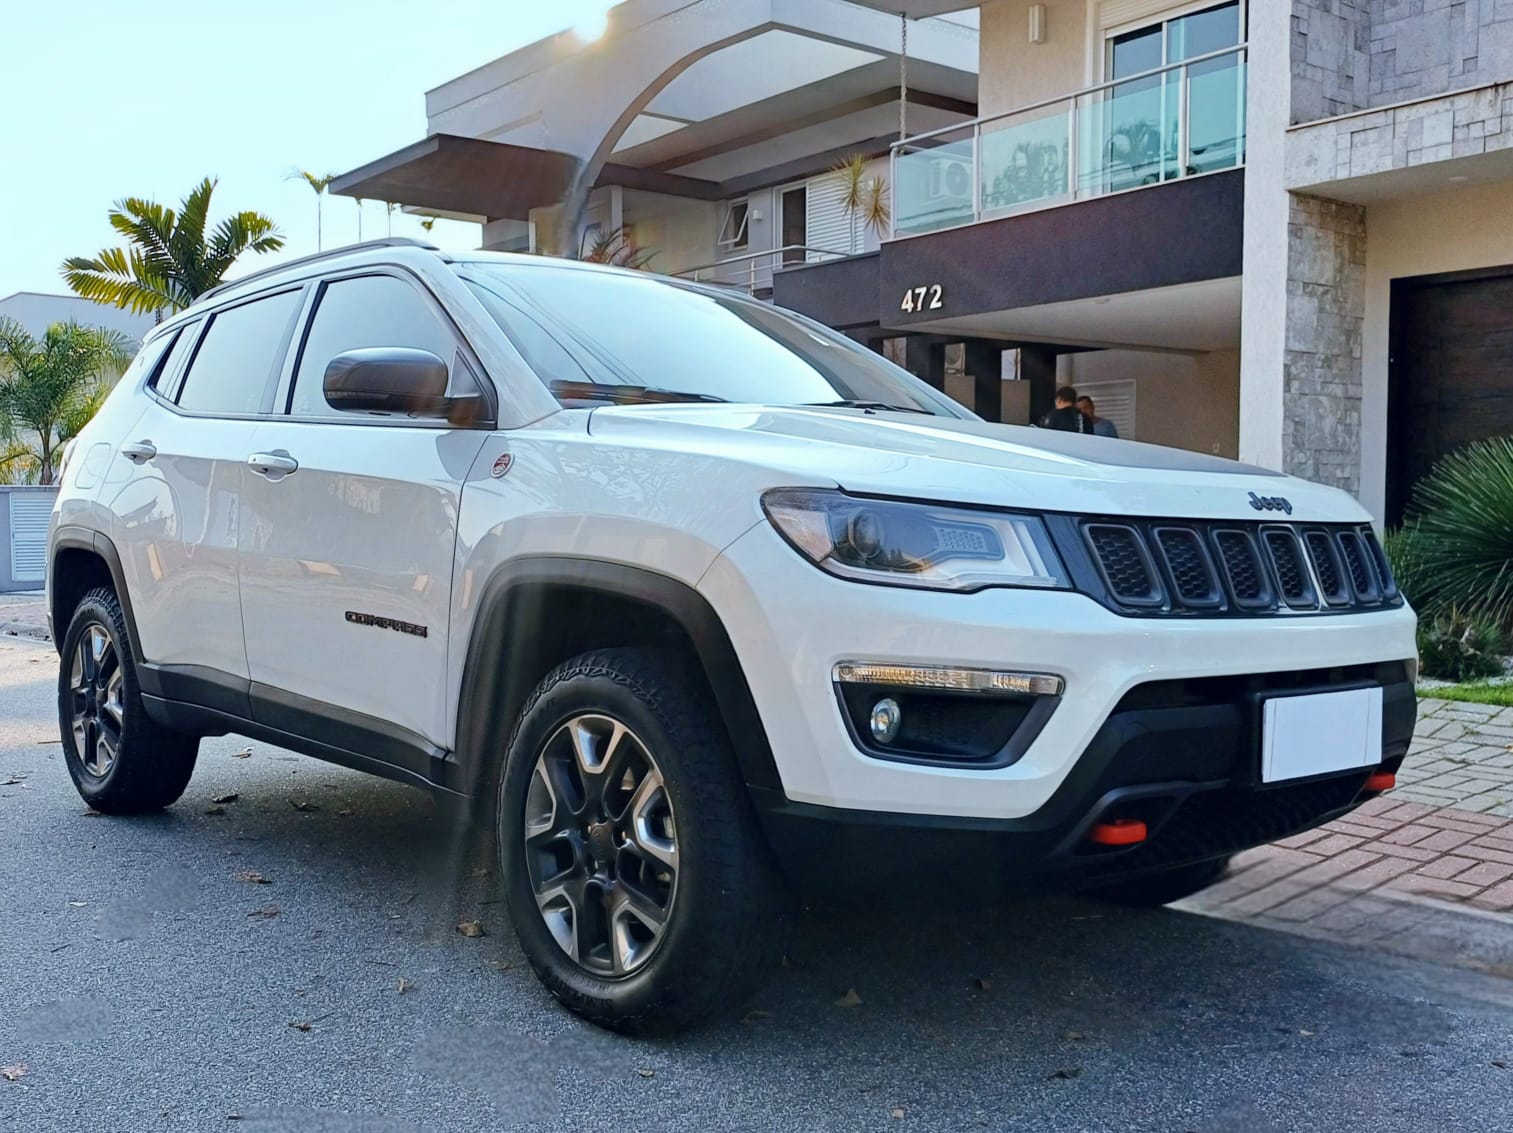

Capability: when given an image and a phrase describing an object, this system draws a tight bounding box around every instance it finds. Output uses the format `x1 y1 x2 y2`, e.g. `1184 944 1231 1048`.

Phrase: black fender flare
50 526 143 659
452 556 782 800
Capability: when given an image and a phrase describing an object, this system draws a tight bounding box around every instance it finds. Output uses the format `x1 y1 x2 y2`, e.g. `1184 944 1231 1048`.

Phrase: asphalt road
2 634 1512 1132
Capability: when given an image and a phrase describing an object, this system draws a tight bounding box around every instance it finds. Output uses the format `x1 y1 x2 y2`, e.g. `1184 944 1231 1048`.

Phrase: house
0 291 156 350
332 0 1513 523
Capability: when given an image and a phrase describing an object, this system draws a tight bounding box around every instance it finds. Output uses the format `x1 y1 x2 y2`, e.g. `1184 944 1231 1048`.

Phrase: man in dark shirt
1040 386 1092 433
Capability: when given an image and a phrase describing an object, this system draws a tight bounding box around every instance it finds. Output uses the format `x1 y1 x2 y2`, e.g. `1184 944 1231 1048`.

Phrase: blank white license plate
1261 687 1383 784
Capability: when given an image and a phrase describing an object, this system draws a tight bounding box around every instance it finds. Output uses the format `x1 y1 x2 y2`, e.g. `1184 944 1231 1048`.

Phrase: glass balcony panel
894 132 975 236
979 103 1071 216
890 46 1246 237
1187 53 1246 174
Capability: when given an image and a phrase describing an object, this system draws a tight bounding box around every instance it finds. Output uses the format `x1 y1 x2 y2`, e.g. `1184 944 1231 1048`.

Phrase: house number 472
900 284 944 313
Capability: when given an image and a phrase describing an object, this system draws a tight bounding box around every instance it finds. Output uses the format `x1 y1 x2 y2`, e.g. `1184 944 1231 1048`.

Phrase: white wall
1237 0 1292 473
1360 179 1513 521
1061 348 1241 457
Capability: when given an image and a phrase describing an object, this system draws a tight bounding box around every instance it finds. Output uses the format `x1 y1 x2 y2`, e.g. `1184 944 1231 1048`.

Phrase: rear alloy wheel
57 587 199 814
499 648 787 1034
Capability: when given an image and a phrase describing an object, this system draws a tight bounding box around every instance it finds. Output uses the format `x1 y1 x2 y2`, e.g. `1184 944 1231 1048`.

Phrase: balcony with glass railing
891 45 1246 238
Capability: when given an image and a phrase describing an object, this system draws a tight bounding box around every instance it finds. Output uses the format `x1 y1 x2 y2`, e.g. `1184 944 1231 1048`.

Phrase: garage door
8 493 52 584
1388 270 1513 523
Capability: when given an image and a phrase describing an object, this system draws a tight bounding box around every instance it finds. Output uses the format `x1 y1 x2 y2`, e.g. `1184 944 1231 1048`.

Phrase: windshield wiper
804 400 933 415
550 380 728 406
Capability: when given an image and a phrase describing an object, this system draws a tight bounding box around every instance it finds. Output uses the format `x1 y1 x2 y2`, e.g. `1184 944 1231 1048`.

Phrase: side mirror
323 348 451 416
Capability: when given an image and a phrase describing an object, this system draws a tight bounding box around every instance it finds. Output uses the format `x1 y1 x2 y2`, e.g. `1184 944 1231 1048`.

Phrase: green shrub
1417 609 1506 682
1405 436 1513 629
1383 520 1434 617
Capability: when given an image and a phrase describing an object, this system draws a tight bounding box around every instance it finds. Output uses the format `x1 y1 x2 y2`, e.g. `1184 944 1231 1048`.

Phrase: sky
0 0 624 299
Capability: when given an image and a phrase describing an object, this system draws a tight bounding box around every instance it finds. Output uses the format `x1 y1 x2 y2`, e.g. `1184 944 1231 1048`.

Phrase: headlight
761 489 1068 592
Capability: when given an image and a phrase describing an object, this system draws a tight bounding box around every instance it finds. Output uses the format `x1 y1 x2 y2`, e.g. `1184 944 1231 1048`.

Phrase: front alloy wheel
498 648 788 1034
524 714 679 977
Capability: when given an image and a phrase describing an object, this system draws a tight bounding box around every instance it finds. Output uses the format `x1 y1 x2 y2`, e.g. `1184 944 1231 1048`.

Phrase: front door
237 271 486 762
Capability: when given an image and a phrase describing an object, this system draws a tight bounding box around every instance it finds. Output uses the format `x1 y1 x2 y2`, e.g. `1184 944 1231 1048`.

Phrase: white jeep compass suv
48 239 1417 1033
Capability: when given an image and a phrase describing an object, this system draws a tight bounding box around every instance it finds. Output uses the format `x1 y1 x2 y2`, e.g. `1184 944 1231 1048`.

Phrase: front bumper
748 661 1414 896
700 521 1420 820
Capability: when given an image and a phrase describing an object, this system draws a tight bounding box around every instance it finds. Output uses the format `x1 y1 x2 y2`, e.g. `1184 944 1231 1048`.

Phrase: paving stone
1387 873 1482 900
1452 860 1513 889
1411 855 1478 880
1475 880 1513 910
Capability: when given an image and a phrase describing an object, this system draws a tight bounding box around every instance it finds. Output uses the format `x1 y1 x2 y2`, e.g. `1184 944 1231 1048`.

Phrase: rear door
106 289 305 699
238 270 489 764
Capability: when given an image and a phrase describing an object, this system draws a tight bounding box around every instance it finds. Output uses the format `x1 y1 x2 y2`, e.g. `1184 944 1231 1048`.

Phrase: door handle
120 440 157 464
247 451 299 478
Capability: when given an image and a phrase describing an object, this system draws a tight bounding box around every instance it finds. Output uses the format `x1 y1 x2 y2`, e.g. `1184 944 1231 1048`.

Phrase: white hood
587 405 1369 523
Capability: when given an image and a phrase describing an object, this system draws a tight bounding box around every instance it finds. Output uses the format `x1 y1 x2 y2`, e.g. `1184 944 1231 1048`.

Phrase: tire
1083 855 1232 908
56 587 199 814
498 647 788 1035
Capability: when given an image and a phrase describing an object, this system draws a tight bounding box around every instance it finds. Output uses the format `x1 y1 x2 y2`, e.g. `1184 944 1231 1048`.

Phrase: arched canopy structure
333 0 978 254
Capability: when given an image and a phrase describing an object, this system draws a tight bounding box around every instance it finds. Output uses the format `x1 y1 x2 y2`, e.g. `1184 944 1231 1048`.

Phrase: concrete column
1237 0 1293 473
1282 195 1367 495
964 340 1003 422
1020 345 1057 425
904 337 946 391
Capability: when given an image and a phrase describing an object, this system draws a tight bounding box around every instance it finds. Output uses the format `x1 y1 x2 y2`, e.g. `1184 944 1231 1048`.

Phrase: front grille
1262 528 1315 608
1213 529 1271 608
1336 530 1381 603
1072 517 1403 618
1084 524 1162 606
1153 527 1222 607
1304 530 1349 605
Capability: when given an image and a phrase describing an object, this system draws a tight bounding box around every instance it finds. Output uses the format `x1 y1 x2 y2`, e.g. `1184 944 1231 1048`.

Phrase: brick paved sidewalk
1188 699 1513 972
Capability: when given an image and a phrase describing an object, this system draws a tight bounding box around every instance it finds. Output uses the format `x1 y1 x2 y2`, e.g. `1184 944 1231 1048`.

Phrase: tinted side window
118 331 177 391
177 291 302 415
151 323 200 401
289 274 456 418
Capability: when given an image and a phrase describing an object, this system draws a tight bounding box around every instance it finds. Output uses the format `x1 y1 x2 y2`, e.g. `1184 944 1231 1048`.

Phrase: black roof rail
198 237 442 303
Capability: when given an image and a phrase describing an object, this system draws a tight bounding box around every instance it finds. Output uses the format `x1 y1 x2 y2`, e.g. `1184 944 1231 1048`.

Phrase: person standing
1077 395 1119 438
1040 386 1093 433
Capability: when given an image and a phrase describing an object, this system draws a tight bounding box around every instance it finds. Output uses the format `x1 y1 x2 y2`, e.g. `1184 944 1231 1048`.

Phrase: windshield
462 262 969 417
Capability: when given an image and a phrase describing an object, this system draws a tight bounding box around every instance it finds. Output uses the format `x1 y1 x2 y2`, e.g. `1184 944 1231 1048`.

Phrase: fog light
869 698 903 744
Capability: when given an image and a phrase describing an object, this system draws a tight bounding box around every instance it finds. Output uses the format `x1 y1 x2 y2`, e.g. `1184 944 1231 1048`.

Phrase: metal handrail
890 43 1249 152
673 245 851 294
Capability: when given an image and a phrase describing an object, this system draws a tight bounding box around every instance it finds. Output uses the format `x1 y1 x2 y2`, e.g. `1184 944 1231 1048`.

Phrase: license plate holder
1260 687 1383 784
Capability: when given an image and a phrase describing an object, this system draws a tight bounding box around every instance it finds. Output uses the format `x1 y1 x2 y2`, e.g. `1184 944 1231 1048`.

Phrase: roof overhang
840 1 979 15
330 134 725 221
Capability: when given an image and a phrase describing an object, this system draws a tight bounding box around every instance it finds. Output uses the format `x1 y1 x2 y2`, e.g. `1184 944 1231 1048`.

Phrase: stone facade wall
1286 79 1513 186
1292 0 1373 124
1369 0 1513 104
1293 1 1513 125
1283 195 1368 493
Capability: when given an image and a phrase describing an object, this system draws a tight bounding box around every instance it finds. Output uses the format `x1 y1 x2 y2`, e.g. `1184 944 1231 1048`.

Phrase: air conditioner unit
927 157 973 202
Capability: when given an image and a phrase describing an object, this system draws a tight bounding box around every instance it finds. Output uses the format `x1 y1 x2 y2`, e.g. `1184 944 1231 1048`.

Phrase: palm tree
60 178 284 318
0 319 131 485
579 225 655 269
832 154 891 251
289 169 338 250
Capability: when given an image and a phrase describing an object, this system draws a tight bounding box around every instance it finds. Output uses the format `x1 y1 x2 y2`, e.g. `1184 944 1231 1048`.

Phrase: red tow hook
1088 817 1148 846
1363 770 1396 793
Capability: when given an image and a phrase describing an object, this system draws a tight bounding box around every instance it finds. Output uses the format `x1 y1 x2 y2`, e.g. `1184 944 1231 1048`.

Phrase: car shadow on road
48 749 1506 1133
